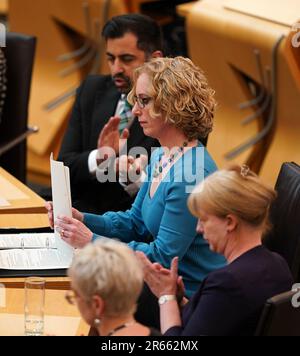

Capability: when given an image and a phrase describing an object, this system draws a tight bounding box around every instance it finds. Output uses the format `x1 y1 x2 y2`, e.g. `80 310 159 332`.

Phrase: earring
94 318 101 327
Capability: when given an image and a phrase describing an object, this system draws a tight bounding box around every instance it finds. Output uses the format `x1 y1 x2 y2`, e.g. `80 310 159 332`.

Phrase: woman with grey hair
67 239 161 336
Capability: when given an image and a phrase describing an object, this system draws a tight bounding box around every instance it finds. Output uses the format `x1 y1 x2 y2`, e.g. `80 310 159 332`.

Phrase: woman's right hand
45 202 84 229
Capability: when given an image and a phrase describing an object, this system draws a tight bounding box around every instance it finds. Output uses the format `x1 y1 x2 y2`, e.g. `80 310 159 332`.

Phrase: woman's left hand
136 252 179 298
55 216 93 249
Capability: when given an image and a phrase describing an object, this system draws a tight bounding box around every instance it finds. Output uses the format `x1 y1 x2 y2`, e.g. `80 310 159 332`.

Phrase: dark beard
112 74 132 94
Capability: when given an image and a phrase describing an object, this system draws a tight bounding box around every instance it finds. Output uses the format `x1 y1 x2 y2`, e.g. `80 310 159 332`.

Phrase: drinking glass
24 277 46 336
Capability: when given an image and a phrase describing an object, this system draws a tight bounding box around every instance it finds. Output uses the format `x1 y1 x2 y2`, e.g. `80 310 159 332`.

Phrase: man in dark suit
58 14 163 214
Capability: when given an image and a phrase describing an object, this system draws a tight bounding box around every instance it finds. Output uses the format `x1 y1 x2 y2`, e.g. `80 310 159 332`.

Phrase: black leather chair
264 162 300 281
255 289 300 336
0 32 37 183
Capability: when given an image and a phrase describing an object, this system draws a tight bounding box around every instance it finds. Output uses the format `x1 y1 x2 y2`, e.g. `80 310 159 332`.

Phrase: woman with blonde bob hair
137 166 293 336
67 239 160 336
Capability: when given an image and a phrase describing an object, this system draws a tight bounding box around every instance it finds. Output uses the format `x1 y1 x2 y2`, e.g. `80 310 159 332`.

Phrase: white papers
50 154 74 264
0 233 56 250
0 249 70 270
0 156 75 271
0 233 72 270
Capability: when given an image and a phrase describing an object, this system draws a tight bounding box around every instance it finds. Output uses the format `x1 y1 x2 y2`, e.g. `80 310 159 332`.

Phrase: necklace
106 321 137 336
153 141 188 178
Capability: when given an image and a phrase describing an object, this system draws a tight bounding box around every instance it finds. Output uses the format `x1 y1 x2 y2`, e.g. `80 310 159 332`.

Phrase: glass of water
24 277 46 336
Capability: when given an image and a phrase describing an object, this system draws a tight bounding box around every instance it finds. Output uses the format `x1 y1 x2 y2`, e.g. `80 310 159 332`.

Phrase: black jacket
58 75 159 214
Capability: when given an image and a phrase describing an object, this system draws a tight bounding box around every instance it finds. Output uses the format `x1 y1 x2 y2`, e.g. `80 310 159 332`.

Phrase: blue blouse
83 143 226 297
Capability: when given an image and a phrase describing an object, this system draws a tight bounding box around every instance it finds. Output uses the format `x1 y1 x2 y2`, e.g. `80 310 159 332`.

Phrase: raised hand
97 116 130 159
136 252 179 298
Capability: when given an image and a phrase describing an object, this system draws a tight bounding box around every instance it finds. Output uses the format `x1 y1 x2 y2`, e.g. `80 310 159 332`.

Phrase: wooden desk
0 287 89 336
0 277 70 290
0 168 46 214
0 213 49 229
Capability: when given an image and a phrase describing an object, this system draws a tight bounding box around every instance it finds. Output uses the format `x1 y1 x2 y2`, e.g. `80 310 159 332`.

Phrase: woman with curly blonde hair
128 56 216 142
51 56 226 327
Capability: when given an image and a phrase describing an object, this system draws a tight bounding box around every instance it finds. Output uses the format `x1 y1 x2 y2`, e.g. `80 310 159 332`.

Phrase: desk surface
0 288 89 336
0 168 46 214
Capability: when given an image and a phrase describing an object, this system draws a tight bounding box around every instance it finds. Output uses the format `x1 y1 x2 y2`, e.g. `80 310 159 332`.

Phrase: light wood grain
180 0 300 184
0 168 46 214
224 0 300 27
0 277 70 290
0 288 89 336
0 213 49 228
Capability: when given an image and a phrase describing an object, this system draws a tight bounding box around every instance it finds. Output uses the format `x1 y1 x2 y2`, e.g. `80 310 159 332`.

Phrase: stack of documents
0 233 71 270
0 155 74 271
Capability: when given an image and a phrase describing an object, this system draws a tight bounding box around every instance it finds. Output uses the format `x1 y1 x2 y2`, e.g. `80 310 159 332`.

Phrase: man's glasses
133 95 153 109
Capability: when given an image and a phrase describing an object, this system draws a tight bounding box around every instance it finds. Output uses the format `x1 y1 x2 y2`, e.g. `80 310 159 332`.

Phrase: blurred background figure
67 239 161 336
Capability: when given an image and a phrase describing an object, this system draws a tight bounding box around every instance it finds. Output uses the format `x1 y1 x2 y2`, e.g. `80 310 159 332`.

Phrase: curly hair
128 56 216 140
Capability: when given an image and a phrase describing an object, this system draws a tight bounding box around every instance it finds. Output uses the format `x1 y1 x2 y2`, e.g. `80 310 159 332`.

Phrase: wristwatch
158 295 177 305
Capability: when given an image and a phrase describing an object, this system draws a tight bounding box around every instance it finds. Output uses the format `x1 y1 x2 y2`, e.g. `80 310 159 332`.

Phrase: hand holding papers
0 156 74 271
50 154 93 249
50 153 74 263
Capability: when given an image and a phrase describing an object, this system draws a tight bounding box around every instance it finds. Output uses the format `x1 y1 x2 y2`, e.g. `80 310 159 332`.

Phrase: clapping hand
117 154 148 184
136 252 183 299
97 116 130 160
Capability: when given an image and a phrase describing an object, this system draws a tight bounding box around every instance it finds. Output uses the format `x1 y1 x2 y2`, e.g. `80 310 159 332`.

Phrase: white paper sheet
0 156 75 271
50 154 74 264
0 233 71 269
0 249 71 270
0 233 56 250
